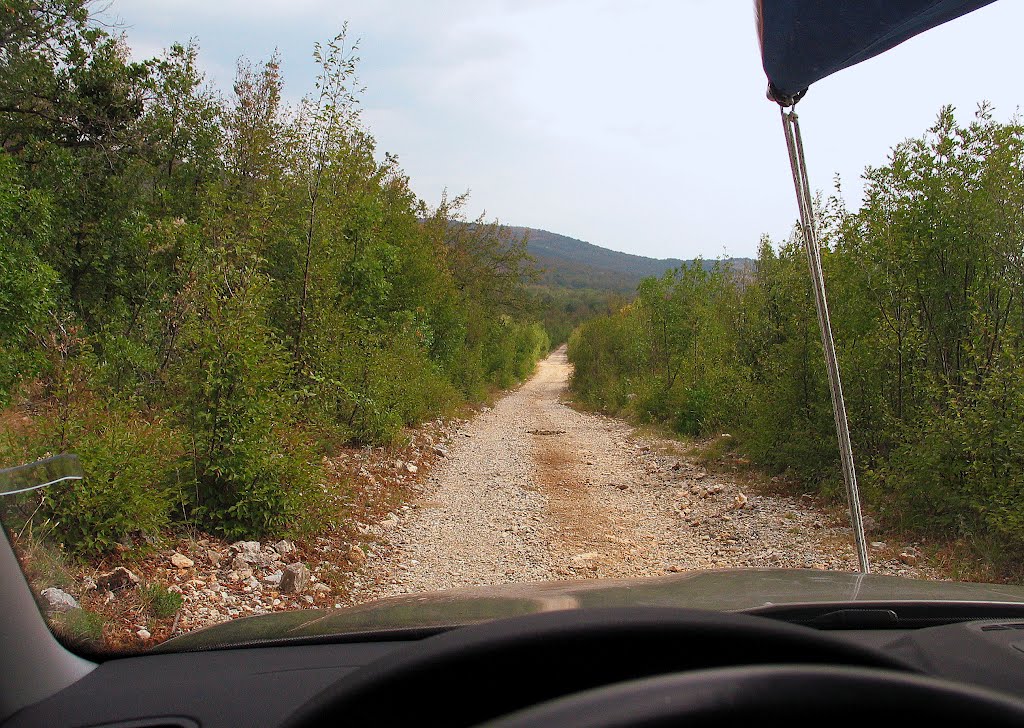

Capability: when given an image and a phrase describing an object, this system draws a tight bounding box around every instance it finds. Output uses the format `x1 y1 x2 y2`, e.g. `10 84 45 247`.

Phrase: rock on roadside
170 552 194 569
41 587 80 613
279 563 311 594
96 567 139 592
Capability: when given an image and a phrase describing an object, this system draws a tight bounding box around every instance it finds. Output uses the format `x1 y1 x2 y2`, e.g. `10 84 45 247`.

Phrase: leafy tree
569 105 1024 567
0 7 550 552
172 244 316 538
0 153 58 397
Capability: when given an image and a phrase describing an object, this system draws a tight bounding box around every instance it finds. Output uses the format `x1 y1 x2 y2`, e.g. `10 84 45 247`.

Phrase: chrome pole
780 106 871 574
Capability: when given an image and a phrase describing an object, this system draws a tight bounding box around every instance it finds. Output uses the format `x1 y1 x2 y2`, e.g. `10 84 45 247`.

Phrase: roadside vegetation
569 105 1024 576
0 0 548 556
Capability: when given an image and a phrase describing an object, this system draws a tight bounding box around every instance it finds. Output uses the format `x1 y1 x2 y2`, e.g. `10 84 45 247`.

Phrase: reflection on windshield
0 455 83 497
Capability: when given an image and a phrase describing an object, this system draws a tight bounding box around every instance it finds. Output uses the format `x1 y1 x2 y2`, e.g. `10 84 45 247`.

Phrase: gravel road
351 347 935 602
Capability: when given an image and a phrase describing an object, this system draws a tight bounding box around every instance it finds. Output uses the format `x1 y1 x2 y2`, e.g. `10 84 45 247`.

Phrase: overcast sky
103 1 1021 260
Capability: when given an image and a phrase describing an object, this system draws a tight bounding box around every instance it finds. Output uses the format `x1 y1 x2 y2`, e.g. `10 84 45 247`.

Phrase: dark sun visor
757 0 998 104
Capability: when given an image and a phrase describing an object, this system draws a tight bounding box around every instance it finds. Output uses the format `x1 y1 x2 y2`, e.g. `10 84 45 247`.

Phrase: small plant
9 534 76 592
140 582 183 619
695 434 737 467
54 608 105 645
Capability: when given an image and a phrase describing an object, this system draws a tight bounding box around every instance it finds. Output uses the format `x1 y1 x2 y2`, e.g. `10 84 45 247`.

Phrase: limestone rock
346 544 367 567
279 563 311 594
96 567 139 592
230 540 262 562
899 551 919 566
170 552 194 569
41 587 80 613
570 552 602 569
274 539 296 555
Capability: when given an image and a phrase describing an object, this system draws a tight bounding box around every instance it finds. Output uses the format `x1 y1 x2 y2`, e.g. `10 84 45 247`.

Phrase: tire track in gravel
524 353 653 577
350 346 937 602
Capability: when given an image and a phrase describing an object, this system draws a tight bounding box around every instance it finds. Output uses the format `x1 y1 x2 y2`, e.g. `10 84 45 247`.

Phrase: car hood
155 568 1024 652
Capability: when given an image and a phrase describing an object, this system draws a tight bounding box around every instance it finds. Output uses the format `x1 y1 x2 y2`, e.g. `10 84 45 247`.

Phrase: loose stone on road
351 347 935 602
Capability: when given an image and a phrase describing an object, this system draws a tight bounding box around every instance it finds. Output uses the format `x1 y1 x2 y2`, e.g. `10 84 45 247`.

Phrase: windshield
2 0 1023 657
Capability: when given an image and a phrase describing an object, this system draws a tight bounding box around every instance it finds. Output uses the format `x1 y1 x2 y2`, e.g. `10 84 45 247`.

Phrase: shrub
568 314 636 413
672 384 712 437
1 387 184 557
41 401 184 556
338 327 459 444
140 582 183 618
174 253 322 538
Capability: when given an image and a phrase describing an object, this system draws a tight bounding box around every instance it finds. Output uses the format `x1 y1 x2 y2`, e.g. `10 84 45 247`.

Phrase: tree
0 153 58 397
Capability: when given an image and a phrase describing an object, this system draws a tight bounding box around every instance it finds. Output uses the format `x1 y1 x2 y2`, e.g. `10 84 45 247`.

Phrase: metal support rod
780 107 871 573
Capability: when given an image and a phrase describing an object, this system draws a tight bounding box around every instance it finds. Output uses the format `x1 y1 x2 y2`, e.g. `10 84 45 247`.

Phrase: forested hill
509 226 753 292
515 227 686 279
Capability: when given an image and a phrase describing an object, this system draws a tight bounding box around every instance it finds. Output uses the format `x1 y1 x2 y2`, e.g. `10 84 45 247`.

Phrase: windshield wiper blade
746 602 1024 629
806 609 899 629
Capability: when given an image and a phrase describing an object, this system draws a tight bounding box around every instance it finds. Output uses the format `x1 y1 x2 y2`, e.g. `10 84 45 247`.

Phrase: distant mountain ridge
509 226 753 293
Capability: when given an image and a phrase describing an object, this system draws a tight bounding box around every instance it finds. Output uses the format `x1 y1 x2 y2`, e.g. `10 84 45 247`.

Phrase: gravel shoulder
350 347 936 603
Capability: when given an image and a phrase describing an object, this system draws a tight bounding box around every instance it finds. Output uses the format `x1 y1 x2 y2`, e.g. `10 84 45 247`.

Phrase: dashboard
7 607 1024 727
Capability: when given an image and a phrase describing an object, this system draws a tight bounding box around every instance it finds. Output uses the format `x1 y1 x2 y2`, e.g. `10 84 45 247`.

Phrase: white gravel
352 347 937 602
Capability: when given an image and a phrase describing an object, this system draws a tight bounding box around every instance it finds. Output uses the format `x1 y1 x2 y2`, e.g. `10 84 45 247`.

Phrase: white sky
104 1 1021 260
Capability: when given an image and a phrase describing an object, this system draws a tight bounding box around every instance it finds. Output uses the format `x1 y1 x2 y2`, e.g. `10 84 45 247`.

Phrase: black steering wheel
283 607 1024 726
484 665 1024 727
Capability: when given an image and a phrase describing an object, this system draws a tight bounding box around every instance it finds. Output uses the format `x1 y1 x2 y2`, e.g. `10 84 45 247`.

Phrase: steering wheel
284 606 972 727
484 665 1024 727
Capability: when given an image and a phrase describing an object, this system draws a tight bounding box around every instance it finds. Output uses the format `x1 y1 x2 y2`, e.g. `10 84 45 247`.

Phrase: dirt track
350 347 935 601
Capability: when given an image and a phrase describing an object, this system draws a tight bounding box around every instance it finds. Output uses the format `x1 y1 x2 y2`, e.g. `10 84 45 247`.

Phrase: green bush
175 253 321 538
482 317 547 388
16 397 186 556
874 360 1024 557
568 313 636 413
672 384 712 436
343 327 459 443
0 330 184 557
568 108 1024 569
